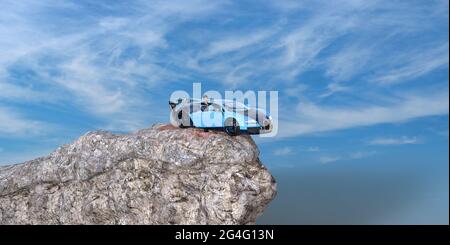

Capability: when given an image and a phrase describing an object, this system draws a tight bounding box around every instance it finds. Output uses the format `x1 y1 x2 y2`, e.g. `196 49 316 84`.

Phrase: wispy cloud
319 156 341 164
0 0 225 132
284 84 308 98
319 82 352 98
428 128 449 137
319 150 376 164
369 136 420 145
0 106 46 136
279 90 449 138
349 151 376 159
0 0 448 141
372 43 449 85
202 29 277 58
276 14 354 79
436 130 449 137
0 82 56 103
274 147 294 156
306 146 320 152
325 44 374 81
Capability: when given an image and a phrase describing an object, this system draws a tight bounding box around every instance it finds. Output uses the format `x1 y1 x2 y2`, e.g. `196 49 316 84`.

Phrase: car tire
224 118 240 136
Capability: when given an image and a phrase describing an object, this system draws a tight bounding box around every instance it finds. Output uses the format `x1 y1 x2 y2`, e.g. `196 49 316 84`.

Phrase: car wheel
224 118 240 136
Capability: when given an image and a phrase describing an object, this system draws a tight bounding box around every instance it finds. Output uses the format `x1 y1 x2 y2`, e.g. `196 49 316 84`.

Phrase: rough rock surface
0 124 276 224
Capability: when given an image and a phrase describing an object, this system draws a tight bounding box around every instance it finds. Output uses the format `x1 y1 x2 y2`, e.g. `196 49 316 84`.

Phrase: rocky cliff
0 124 276 225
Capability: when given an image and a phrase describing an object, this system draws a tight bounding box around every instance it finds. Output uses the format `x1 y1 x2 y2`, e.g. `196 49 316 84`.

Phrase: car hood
246 107 269 123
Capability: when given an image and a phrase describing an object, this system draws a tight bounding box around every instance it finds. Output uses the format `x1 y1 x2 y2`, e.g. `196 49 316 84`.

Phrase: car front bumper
247 119 272 134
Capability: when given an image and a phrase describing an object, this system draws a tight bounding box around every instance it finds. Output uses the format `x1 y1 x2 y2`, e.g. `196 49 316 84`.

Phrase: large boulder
0 124 276 224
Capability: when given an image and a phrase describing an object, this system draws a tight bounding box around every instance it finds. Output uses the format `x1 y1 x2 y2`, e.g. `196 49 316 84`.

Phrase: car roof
174 98 251 109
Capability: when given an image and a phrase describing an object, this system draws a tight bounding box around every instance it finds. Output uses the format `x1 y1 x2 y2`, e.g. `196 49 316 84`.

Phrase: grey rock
0 124 276 224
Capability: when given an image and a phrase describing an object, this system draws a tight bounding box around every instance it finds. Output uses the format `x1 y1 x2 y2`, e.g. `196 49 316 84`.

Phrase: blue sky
0 0 448 224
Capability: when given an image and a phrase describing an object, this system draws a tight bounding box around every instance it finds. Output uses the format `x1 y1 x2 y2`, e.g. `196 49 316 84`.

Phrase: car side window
190 103 201 113
211 103 222 112
224 103 232 112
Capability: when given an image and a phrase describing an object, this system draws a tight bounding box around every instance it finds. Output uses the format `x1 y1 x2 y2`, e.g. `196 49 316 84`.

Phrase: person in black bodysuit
201 95 211 132
201 95 210 112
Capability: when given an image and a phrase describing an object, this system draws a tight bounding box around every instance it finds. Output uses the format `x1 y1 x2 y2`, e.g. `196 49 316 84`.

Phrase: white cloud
182 1 377 83
372 43 449 85
0 106 45 136
438 130 449 137
202 29 276 58
55 54 128 115
319 156 340 164
273 147 294 156
349 151 376 159
276 17 346 78
0 82 56 102
284 84 308 97
0 0 448 138
319 82 352 98
269 0 305 12
319 150 376 164
325 45 374 81
185 26 281 87
278 90 449 138
0 0 225 130
98 17 130 31
306 146 320 152
433 129 449 137
369 136 420 145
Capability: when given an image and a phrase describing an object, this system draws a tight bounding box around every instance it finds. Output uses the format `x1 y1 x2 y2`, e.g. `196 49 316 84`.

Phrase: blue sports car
169 99 272 136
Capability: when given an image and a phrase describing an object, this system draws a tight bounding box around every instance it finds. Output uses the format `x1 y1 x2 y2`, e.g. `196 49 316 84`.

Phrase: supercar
169 98 272 136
